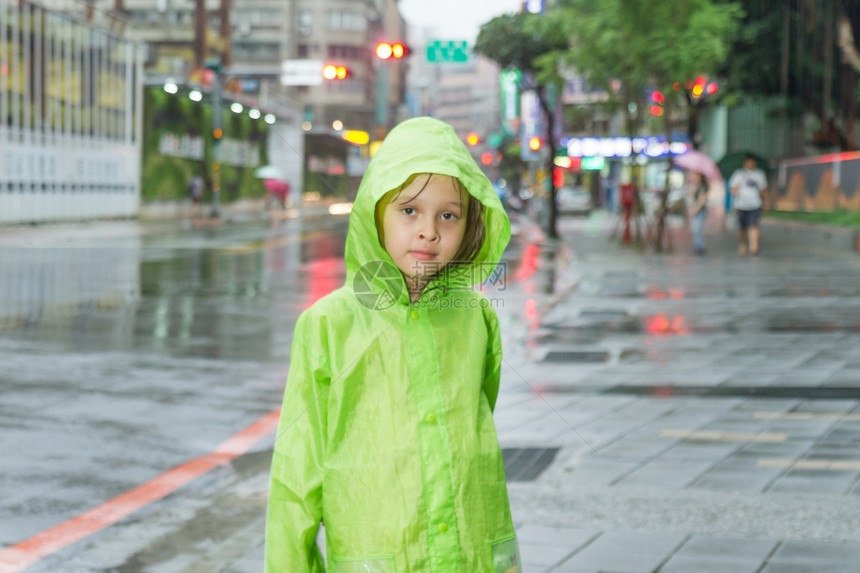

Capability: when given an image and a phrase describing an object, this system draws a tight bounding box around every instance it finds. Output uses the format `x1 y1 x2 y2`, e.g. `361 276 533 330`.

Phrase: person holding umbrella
689 172 710 255
728 154 767 256
673 150 722 256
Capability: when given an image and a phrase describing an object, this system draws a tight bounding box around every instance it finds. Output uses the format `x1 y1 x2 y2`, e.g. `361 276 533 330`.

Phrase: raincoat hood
344 117 510 295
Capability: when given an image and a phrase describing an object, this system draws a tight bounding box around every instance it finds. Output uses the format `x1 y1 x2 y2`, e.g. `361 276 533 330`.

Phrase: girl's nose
417 219 439 241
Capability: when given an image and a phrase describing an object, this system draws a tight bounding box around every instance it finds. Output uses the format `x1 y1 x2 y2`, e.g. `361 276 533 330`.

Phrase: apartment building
43 0 406 138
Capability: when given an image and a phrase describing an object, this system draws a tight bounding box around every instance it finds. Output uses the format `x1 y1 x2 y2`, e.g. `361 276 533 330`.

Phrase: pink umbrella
263 178 290 199
673 150 723 182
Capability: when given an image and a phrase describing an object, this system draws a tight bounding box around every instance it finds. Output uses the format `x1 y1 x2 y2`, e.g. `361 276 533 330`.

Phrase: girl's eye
401 207 415 215
441 212 459 221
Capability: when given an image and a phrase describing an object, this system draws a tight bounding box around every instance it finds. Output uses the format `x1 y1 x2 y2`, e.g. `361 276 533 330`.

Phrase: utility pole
219 0 232 67
209 59 223 219
193 0 206 68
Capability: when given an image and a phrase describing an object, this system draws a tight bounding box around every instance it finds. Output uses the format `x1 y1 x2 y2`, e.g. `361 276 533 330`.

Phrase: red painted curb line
0 409 281 572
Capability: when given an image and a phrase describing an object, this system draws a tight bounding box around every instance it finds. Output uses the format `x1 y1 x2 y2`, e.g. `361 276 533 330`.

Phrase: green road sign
426 40 470 63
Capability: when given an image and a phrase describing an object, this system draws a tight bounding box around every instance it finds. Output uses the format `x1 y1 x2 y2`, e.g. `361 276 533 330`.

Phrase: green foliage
765 210 860 228
474 13 567 74
720 1 783 96
141 87 269 203
719 0 860 152
556 0 742 116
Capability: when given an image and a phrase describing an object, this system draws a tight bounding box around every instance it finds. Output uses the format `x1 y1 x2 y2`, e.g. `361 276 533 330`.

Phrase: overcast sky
399 0 524 42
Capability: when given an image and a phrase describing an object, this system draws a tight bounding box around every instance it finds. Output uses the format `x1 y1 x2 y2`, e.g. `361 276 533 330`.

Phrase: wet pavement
2 208 860 572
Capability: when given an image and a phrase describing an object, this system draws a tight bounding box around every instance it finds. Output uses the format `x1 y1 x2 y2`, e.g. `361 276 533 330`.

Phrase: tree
474 12 570 239
556 0 741 251
722 0 860 153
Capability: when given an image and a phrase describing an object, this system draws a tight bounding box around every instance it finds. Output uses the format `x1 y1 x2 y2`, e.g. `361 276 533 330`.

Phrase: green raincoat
266 117 519 572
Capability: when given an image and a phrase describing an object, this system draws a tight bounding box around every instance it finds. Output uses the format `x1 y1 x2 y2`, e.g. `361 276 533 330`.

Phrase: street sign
280 59 323 86
425 40 469 63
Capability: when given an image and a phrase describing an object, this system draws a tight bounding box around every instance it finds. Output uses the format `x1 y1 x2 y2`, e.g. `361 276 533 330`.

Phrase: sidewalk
21 211 860 573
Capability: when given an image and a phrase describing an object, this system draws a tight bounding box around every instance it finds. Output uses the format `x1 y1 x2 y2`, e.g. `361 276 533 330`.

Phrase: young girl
265 117 520 572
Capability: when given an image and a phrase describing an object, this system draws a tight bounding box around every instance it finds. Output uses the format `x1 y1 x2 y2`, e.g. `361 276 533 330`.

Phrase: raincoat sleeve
266 312 330 573
483 307 503 412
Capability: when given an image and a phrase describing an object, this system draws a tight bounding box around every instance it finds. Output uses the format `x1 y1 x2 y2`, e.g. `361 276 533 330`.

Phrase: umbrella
263 178 290 199
717 151 771 180
255 165 286 181
673 150 723 182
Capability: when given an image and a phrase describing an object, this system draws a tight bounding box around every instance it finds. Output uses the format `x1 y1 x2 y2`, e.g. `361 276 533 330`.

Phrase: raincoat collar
344 117 510 305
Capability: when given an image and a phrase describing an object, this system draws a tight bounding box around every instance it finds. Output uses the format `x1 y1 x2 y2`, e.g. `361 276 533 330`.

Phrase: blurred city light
322 64 349 80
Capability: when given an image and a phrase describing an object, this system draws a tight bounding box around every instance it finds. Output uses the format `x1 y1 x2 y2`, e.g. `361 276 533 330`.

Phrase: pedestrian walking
728 154 767 255
265 117 520 572
188 175 203 216
690 173 710 255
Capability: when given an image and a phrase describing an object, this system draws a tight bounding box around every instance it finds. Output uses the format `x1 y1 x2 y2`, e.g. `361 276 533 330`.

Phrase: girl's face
380 174 467 284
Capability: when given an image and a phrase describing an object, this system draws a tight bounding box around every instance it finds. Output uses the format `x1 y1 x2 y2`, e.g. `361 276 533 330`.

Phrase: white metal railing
0 0 142 224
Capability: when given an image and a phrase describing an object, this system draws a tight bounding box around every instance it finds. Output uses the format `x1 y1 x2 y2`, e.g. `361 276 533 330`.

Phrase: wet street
0 213 352 549
2 210 860 572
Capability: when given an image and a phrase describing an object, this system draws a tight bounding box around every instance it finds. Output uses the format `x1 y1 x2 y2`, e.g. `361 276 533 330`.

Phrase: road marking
754 411 860 422
661 429 788 442
0 409 281 573
757 458 860 471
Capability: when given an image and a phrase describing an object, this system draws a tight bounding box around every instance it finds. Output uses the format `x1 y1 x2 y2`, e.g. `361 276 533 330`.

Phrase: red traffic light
650 91 664 104
376 41 409 60
322 64 349 80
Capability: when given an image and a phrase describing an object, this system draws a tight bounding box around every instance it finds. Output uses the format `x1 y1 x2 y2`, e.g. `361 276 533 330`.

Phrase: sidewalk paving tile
555 458 639 487
657 439 742 462
615 460 715 489
766 540 860 564
517 525 598 569
551 531 687 573
758 563 860 573
657 555 765 573
767 468 859 495
673 534 779 560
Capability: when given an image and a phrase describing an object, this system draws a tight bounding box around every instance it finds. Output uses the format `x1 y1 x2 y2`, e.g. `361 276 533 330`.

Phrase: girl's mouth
409 251 437 260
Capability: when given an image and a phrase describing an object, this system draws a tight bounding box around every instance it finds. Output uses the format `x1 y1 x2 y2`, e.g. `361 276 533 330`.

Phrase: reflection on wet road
0 217 349 547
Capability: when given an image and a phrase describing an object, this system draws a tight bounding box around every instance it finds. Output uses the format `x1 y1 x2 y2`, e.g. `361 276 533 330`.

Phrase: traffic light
528 136 542 152
322 64 350 80
691 76 706 99
649 90 664 116
212 127 223 140
376 41 410 60
466 132 480 146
